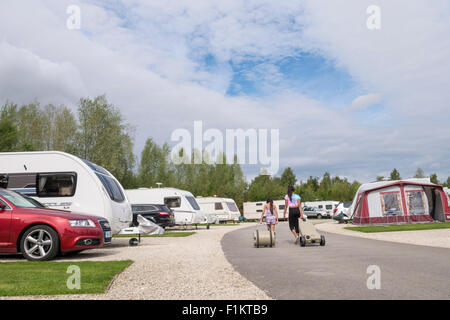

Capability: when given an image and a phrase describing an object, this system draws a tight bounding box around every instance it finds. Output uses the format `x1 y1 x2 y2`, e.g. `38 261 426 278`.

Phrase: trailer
243 200 286 221
196 197 240 223
0 151 133 234
125 188 207 226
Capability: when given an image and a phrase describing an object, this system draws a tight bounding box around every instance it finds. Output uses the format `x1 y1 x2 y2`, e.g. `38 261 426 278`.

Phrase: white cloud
0 0 449 183
348 93 381 110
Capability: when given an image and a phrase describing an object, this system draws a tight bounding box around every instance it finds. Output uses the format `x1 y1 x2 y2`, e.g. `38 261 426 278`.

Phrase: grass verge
345 222 450 233
114 231 195 238
0 260 132 296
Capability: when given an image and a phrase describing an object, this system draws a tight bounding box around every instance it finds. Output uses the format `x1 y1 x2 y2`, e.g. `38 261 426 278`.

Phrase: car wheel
317 214 322 219
20 225 60 261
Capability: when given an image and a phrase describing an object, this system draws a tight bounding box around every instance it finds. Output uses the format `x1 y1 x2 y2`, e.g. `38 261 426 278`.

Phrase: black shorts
288 207 300 233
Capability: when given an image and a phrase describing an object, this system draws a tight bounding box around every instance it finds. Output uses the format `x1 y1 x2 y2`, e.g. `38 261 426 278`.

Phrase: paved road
222 222 450 299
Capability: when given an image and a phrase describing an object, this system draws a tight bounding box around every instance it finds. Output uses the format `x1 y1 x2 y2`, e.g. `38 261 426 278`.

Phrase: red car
0 189 111 261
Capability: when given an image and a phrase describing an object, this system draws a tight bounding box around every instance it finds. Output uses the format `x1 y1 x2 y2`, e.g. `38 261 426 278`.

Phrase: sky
0 0 449 184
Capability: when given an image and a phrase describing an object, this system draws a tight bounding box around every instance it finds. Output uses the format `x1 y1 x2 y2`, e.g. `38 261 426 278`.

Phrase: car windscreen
226 202 239 212
0 189 39 208
186 196 200 210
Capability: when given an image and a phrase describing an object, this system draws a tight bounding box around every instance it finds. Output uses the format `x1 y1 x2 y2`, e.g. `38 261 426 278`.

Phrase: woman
283 185 304 243
259 198 278 232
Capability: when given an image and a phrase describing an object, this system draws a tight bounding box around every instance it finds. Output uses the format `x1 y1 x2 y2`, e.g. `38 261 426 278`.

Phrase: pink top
285 194 301 207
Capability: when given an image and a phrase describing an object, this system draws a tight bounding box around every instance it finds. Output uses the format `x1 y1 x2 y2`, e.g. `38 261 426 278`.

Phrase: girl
283 185 304 244
260 198 278 232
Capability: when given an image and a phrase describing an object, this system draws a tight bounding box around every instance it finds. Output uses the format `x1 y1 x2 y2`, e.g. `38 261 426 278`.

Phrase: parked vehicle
0 151 133 234
131 204 175 228
333 201 352 216
243 200 288 220
302 206 329 219
302 201 339 216
0 189 110 261
196 197 240 223
125 188 206 225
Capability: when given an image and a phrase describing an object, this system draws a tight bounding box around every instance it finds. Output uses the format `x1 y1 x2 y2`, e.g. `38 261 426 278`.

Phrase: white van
302 201 339 216
196 197 241 223
125 188 206 225
0 151 133 234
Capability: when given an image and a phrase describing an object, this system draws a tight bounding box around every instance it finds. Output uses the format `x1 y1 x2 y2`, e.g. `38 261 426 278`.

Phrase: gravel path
315 220 450 249
0 224 271 300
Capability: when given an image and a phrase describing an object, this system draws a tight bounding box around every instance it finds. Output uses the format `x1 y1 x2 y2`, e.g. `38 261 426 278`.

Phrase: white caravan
302 201 339 215
196 197 241 223
0 151 133 234
125 188 206 225
243 200 287 220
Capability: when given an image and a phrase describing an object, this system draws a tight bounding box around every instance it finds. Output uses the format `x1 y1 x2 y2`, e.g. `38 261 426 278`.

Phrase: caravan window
318 205 323 209
279 204 285 210
215 202 223 210
325 205 333 210
165 197 181 208
380 192 402 216
95 173 125 202
36 173 76 198
406 190 426 215
226 202 239 212
186 196 200 210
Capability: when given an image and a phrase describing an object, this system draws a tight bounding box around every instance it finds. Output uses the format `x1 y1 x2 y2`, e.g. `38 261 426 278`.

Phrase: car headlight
68 219 96 228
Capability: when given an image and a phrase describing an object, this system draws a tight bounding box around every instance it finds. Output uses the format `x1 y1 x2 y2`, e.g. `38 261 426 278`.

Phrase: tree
376 176 385 181
138 138 174 188
390 168 401 181
280 167 297 187
414 168 426 178
75 95 135 184
430 173 439 185
0 103 18 151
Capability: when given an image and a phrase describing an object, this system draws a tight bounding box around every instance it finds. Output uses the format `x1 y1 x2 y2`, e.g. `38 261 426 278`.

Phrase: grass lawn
114 231 195 238
0 260 131 297
345 222 450 233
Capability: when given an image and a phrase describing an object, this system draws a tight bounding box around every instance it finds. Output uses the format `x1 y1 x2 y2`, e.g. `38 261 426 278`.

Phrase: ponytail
267 198 274 215
288 185 295 201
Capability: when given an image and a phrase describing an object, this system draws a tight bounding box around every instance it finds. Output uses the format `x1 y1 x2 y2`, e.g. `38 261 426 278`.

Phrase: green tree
390 168 401 181
376 176 385 181
75 95 135 184
430 173 439 185
414 168 426 178
280 167 297 187
0 103 18 151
